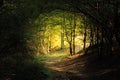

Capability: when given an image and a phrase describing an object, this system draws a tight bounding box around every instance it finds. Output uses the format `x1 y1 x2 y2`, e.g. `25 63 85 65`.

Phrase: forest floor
39 48 120 80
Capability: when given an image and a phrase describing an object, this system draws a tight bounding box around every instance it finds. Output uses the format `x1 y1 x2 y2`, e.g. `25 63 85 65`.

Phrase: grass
36 49 70 62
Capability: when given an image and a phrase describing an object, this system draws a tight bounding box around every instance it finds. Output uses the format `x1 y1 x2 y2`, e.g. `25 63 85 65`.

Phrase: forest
0 0 120 80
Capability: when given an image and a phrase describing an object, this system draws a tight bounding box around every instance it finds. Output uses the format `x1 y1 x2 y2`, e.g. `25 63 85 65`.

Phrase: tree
83 17 87 54
72 12 76 55
61 12 65 49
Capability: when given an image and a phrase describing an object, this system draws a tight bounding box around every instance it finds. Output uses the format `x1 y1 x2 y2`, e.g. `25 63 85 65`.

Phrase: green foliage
0 54 51 80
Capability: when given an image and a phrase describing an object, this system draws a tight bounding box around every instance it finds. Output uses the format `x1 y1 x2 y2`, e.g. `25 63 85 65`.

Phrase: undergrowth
0 53 51 80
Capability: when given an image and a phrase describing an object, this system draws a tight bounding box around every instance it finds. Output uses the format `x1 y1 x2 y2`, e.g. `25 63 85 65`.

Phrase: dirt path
46 53 89 80
45 52 120 80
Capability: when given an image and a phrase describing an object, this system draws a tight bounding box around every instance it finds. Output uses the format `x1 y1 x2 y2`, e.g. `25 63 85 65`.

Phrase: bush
15 62 51 80
0 53 51 80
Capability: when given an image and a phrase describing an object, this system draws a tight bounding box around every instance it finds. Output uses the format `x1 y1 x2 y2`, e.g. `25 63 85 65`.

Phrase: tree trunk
83 17 87 54
61 26 64 49
61 13 65 49
49 33 51 52
72 13 76 55
90 24 94 47
69 42 72 56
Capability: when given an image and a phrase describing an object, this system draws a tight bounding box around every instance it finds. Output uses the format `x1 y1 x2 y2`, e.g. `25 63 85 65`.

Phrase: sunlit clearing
37 49 69 62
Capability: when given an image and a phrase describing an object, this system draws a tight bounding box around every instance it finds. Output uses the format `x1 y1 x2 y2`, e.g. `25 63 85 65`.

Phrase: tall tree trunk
61 13 65 49
96 27 101 55
96 2 101 56
90 24 94 47
70 17 73 55
61 26 64 49
69 13 73 56
49 32 51 52
99 27 104 57
64 13 73 56
70 42 72 56
72 13 76 55
83 17 87 54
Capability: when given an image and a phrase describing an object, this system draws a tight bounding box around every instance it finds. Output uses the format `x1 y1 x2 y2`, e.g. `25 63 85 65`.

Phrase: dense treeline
0 0 119 56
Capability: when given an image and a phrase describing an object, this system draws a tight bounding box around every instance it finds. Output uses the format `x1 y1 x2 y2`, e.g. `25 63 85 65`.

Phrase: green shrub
0 54 51 80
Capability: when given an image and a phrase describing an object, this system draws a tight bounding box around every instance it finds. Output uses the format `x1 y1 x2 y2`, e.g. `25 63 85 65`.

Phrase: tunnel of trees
0 0 120 80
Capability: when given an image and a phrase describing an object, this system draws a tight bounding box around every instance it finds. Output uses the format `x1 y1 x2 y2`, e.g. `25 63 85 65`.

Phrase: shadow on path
45 52 120 80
